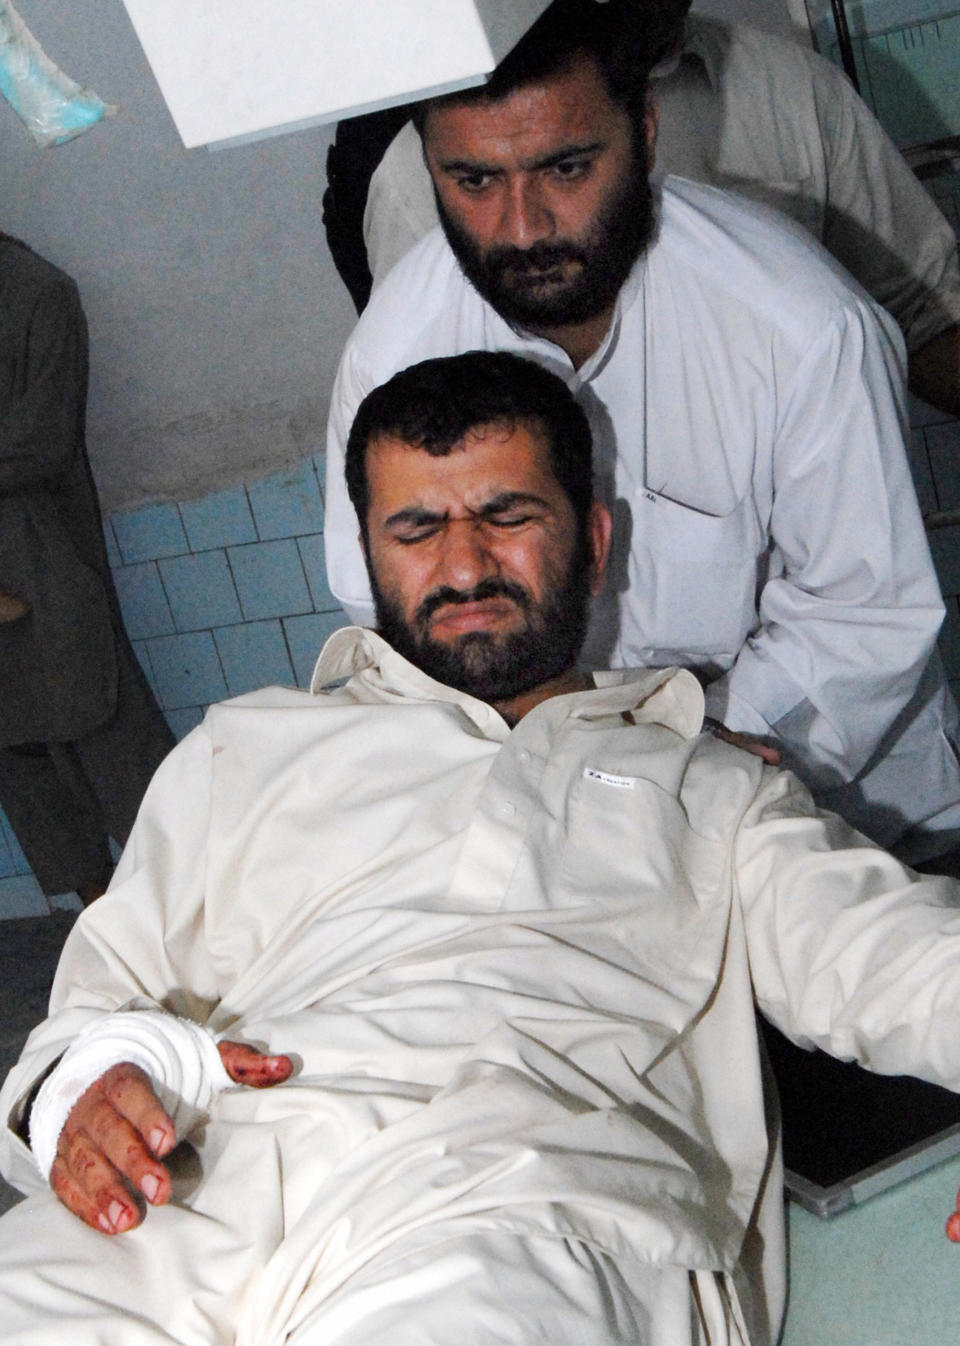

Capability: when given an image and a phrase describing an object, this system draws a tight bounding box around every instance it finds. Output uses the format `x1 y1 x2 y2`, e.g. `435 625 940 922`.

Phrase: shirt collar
311 626 512 738
311 627 705 741
577 666 705 738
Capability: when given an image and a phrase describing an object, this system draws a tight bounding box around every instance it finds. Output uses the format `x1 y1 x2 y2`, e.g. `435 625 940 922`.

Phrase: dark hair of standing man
411 0 691 135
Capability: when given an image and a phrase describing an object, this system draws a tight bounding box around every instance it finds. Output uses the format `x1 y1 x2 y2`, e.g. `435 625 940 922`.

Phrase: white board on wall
120 0 553 149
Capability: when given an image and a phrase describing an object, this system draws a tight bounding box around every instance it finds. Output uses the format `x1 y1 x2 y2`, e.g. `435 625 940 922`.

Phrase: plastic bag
0 1 115 147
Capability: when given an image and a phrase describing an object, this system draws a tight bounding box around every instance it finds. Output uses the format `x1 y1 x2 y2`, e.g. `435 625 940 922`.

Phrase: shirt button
518 749 531 766
499 800 517 818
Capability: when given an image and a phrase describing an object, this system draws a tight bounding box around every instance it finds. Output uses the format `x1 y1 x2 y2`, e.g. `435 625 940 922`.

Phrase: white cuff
29 1010 231 1181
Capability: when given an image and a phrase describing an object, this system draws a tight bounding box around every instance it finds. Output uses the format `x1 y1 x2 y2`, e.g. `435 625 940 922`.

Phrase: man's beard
370 539 592 704
436 146 655 329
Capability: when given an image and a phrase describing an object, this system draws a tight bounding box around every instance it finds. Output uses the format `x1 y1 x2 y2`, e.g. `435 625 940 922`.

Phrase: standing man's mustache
488 242 587 275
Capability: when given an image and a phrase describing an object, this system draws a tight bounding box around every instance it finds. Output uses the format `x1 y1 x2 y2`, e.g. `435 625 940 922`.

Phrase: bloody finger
57 1126 143 1234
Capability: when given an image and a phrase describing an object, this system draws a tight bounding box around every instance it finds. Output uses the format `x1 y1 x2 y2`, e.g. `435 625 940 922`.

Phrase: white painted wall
1 0 357 510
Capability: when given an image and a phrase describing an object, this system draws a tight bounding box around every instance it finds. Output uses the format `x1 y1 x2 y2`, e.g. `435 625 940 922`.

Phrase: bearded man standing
323 0 960 865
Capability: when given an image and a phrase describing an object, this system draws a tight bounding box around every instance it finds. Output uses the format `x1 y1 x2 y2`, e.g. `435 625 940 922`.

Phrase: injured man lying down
3 351 960 1346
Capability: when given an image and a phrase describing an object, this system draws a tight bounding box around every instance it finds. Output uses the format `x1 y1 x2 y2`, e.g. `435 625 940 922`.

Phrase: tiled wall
107 455 349 737
0 454 350 918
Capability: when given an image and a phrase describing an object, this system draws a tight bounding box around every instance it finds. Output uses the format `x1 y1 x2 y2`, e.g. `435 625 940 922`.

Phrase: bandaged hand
30 1012 291 1235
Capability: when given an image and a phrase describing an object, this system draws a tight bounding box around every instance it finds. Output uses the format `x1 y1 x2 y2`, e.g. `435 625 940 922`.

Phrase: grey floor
0 911 78 1215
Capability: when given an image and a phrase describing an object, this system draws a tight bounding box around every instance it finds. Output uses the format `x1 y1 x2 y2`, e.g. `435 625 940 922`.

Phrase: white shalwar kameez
324 178 960 859
2 629 960 1345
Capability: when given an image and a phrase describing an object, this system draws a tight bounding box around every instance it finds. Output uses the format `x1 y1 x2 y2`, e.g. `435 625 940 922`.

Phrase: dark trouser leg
0 741 113 897
0 641 172 897
70 636 174 847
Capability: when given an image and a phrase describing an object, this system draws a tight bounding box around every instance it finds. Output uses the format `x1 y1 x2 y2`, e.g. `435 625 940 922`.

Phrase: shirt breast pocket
558 768 727 976
622 488 762 666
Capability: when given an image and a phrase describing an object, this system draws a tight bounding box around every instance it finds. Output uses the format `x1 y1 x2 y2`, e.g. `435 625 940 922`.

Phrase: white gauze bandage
30 1010 232 1181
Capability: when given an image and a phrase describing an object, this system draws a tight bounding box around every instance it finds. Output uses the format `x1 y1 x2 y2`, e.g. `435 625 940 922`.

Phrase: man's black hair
411 0 689 135
345 351 594 546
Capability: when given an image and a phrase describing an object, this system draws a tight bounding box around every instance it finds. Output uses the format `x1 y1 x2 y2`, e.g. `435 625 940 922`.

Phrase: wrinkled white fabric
364 16 960 354
285 1228 745 1346
328 179 959 856
29 1010 230 1179
2 629 960 1345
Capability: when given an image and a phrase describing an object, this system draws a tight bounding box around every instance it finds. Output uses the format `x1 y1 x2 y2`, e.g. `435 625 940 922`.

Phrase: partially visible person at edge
0 232 174 904
322 0 960 866
325 0 960 418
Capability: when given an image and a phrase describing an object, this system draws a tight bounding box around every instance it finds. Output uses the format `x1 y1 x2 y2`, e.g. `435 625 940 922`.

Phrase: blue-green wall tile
165 706 205 741
229 539 312 621
283 611 351 687
247 460 325 540
147 631 228 710
296 533 339 612
180 485 257 552
113 562 175 640
215 620 294 696
112 502 189 564
160 550 242 631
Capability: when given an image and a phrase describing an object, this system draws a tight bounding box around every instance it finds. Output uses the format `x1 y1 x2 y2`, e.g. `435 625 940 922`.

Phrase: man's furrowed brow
435 153 499 175
477 491 552 516
530 141 605 171
383 505 446 530
383 493 551 529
